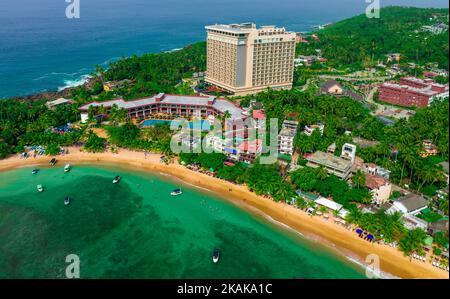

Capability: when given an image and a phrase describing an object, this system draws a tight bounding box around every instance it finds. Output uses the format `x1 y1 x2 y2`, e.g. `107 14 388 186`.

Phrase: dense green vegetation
94 42 206 101
179 153 296 203
240 88 448 194
0 100 82 157
83 130 106 153
290 167 372 209
298 6 449 69
106 122 173 155
358 100 449 192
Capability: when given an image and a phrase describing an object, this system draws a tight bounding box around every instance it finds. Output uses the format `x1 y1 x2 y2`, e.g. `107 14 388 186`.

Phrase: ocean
0 164 366 278
0 0 448 98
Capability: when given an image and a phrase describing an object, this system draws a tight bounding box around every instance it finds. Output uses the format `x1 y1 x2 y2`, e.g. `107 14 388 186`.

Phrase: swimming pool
140 119 211 131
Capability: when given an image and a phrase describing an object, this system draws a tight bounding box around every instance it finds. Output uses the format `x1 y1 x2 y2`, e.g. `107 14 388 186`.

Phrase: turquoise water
140 119 211 131
0 165 365 278
1 0 447 98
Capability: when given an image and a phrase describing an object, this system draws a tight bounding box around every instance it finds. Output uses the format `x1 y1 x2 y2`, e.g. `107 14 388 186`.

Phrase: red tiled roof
238 139 262 153
365 174 388 190
252 109 266 119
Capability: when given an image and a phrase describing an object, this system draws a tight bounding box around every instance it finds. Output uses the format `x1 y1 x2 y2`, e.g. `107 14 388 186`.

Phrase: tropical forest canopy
298 6 449 69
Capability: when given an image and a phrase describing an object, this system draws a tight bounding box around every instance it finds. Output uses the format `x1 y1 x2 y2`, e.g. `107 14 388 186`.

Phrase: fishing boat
212 248 220 264
37 184 44 192
31 169 39 175
50 158 57 166
170 188 182 196
112 176 121 184
64 164 71 173
64 196 71 206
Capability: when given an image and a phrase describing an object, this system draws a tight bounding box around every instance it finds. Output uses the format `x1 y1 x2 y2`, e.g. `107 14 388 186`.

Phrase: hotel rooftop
79 93 246 120
306 151 354 179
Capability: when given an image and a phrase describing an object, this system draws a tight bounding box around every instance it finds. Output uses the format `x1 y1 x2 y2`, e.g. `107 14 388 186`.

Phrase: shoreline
0 147 448 279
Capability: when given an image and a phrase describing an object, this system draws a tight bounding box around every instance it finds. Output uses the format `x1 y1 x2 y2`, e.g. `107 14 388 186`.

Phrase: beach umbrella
367 234 374 241
356 229 363 234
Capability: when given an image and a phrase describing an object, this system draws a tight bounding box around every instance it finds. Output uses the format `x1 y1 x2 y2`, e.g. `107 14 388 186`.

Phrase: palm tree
95 64 105 84
417 164 438 192
352 170 366 189
315 166 328 181
97 105 107 124
296 197 308 210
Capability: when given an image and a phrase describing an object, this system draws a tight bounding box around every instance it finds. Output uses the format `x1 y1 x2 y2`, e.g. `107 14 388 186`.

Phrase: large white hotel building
205 23 296 96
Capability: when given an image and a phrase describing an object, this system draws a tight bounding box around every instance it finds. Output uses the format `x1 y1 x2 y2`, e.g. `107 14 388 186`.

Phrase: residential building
390 193 428 215
362 163 391 180
320 80 343 95
79 93 245 124
252 109 266 130
205 135 226 153
327 143 336 154
422 23 449 34
306 143 357 180
428 219 449 236
320 80 363 101
386 53 401 63
304 123 324 136
45 98 73 110
296 55 319 67
402 214 429 231
420 140 440 157
365 174 392 205
314 197 349 219
174 133 202 152
238 139 263 164
379 77 449 107
103 79 132 92
205 23 296 96
279 120 299 155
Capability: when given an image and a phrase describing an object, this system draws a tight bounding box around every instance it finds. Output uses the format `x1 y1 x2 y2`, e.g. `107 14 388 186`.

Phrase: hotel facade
78 93 245 124
379 77 449 107
205 23 296 96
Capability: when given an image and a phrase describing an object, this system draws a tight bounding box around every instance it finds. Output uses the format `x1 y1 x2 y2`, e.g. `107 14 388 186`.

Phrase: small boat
170 188 182 196
212 248 220 264
112 176 121 184
32 169 39 175
50 158 57 166
37 184 44 192
64 196 71 206
64 164 71 173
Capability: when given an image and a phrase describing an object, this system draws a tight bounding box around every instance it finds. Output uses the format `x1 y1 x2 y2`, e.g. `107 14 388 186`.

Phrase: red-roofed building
238 139 263 164
379 77 449 107
423 71 439 78
252 109 266 129
365 174 392 205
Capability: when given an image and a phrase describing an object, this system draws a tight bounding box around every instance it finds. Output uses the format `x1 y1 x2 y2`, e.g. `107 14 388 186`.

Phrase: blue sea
0 0 448 98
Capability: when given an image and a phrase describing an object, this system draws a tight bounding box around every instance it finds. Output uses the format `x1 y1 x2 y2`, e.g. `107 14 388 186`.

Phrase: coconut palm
315 166 328 181
352 170 366 189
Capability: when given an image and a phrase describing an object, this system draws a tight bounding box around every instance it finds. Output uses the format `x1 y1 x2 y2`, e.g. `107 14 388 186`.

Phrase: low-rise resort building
306 143 357 180
79 93 246 124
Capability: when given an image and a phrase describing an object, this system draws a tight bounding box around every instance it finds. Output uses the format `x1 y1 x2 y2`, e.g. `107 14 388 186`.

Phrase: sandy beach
0 147 448 279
